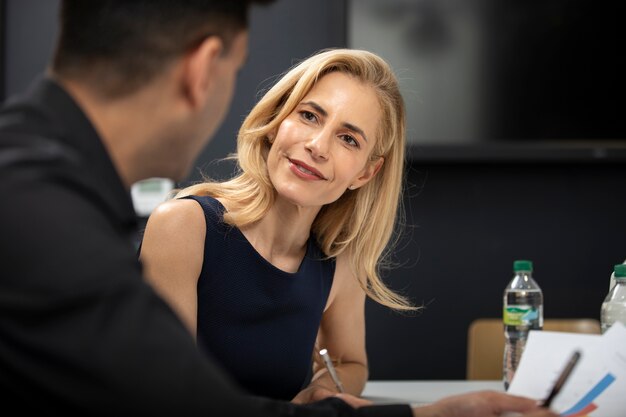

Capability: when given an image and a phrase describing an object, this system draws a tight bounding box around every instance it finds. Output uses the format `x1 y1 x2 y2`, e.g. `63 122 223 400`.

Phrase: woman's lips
288 158 326 180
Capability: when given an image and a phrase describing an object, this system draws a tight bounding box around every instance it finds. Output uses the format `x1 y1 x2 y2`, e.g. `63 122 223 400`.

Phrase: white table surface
362 380 504 406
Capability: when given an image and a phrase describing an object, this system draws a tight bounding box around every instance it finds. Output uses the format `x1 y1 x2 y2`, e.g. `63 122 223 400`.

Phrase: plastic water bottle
609 268 616 292
609 260 626 291
601 264 626 333
503 260 543 390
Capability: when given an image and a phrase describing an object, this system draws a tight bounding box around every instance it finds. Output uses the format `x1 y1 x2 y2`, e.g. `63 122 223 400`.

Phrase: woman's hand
291 385 372 408
291 384 335 404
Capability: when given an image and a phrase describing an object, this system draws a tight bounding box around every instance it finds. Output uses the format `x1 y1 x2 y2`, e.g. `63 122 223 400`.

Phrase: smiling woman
138 48 415 405
266 71 383 208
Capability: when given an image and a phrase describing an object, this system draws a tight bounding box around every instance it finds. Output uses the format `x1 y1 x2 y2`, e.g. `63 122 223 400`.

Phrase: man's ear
181 36 223 109
350 156 384 190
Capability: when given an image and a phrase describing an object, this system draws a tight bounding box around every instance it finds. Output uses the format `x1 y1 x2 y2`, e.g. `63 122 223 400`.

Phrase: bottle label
503 305 540 325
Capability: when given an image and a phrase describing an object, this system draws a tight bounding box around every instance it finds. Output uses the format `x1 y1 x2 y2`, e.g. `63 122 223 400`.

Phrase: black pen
541 350 582 408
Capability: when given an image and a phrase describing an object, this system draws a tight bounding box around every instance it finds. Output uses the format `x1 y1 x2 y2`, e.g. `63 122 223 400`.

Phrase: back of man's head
52 0 273 98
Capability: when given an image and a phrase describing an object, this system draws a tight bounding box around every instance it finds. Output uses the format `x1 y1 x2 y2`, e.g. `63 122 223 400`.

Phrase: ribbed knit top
185 195 335 400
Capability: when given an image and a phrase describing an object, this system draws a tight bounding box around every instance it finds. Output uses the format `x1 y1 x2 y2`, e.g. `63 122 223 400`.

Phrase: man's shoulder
0 89 79 170
0 127 110 232
0 91 89 186
0 130 81 172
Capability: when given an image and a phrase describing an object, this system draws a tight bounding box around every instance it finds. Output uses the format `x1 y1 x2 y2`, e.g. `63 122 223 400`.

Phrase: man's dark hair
52 0 273 97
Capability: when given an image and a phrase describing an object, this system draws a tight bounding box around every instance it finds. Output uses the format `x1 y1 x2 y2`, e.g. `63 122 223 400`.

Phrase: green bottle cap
614 264 626 278
513 260 533 272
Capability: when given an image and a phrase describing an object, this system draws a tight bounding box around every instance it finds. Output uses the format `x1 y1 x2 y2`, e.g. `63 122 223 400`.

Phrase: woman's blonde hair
178 48 414 311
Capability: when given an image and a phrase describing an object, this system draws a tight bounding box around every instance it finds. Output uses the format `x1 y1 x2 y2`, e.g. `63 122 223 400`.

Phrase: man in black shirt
0 1 555 416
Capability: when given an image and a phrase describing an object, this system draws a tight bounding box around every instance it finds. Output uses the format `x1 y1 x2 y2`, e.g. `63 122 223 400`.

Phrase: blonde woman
139 48 414 404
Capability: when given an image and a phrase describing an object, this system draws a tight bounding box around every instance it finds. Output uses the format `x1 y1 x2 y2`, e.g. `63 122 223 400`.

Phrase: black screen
485 0 625 141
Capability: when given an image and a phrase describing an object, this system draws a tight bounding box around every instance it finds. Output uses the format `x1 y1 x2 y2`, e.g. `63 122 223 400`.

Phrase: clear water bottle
601 264 626 333
609 268 616 292
503 260 543 390
609 260 626 291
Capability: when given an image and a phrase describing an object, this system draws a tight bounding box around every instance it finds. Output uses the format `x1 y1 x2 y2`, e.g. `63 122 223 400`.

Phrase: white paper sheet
507 323 626 417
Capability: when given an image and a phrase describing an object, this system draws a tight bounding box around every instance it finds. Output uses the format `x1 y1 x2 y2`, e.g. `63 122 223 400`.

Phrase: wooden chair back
466 318 601 380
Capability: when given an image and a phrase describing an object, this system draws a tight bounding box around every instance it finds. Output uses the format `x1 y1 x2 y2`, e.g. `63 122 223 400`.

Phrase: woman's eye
301 111 317 122
341 134 359 148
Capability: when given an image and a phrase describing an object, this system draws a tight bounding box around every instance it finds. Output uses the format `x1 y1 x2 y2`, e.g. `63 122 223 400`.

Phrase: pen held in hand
319 348 345 393
541 350 582 409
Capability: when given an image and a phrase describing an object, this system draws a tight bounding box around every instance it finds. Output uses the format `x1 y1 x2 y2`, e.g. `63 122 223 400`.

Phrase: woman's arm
139 198 206 337
292 253 369 404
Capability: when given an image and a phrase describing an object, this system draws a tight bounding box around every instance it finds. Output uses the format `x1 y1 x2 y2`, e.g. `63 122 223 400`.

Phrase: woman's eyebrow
301 101 327 117
342 122 368 143
300 101 368 142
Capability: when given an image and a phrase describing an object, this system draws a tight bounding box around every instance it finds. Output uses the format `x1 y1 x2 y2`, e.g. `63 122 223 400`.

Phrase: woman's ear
181 36 223 109
349 156 384 190
266 128 277 144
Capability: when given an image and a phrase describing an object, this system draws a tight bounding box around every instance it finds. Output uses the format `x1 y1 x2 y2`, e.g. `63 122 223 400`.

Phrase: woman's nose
305 130 331 160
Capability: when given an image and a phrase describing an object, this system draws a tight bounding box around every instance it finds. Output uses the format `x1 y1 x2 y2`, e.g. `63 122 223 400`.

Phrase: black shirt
0 77 412 417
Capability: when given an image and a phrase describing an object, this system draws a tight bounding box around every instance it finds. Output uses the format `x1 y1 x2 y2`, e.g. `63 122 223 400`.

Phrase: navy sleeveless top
185 195 335 400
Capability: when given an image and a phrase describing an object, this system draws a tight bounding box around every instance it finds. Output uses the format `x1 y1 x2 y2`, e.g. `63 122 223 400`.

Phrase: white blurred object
130 178 174 217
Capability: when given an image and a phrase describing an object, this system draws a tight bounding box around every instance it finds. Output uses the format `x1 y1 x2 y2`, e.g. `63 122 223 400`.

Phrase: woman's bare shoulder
145 198 206 237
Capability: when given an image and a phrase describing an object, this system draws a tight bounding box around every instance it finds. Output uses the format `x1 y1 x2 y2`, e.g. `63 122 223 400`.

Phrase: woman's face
266 71 383 209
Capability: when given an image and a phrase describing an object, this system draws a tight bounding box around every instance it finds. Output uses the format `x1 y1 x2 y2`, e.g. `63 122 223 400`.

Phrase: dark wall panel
366 160 626 380
0 0 5 100
3 0 59 101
